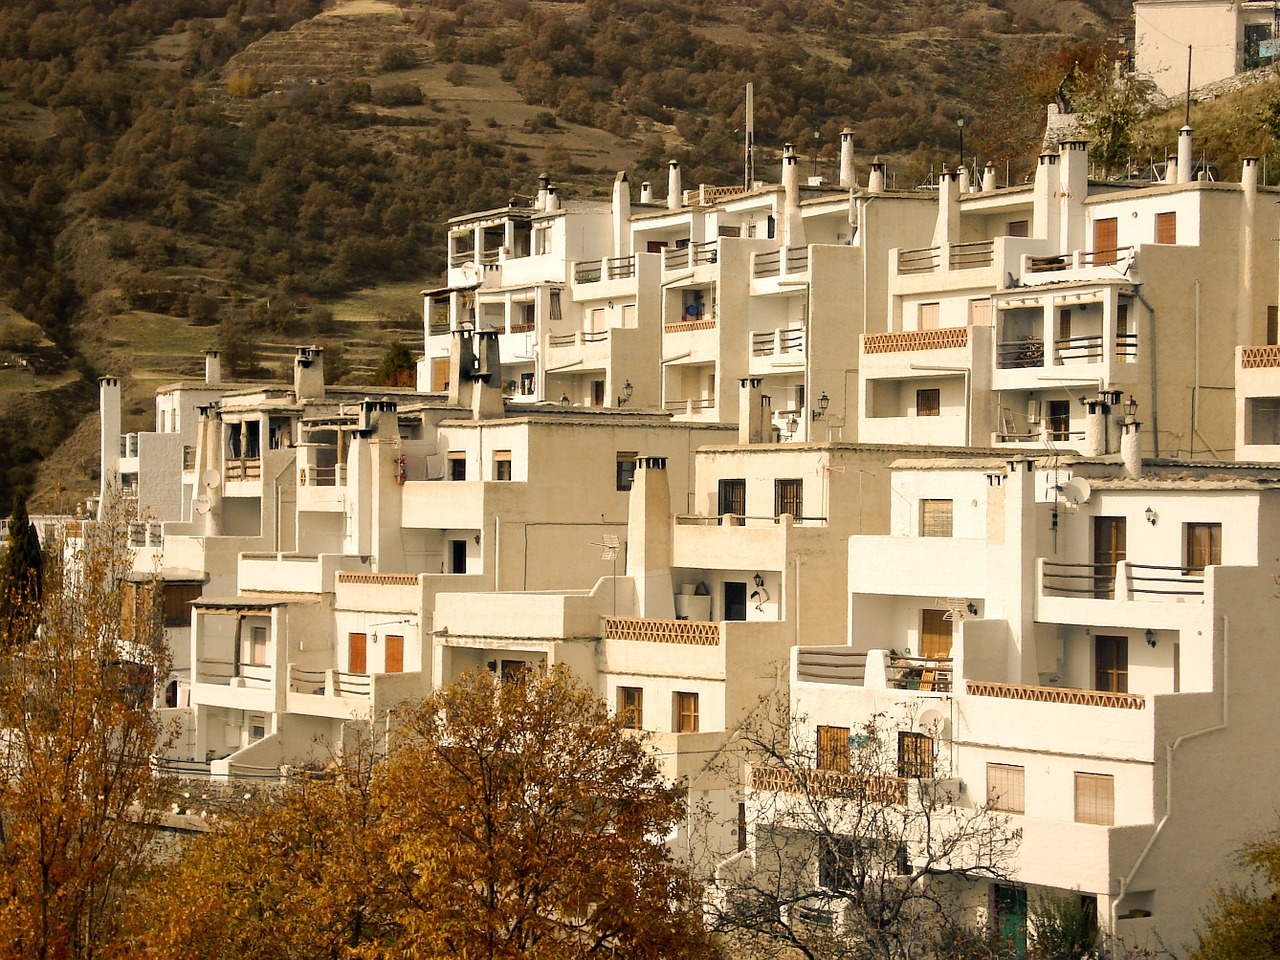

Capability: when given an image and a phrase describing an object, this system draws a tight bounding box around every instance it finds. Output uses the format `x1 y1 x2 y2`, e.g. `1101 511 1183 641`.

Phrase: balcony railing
289 665 371 698
1054 335 1105 364
225 458 262 481
786 246 809 272
449 251 473 268
997 338 1045 369
182 446 196 471
601 616 720 645
664 315 716 333
1242 345 1280 368
664 240 717 271
1028 247 1133 274
663 397 717 412
887 655 952 692
300 463 345 487
749 764 910 804
898 246 940 273
127 521 163 549
864 327 969 355
335 572 420 586
967 680 1146 710
1043 560 1206 601
508 321 535 334
752 328 805 357
753 250 781 278
949 240 994 269
548 330 609 348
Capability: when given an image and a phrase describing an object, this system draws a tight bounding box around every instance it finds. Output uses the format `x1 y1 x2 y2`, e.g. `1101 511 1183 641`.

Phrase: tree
708 699 1019 960
0 495 42 646
0 507 170 960
370 340 416 387
1190 827 1280 960
137 668 714 960
1069 56 1157 178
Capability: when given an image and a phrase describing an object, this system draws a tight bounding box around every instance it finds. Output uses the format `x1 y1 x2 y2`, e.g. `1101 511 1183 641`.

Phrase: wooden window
1268 305 1278 345
1007 220 1029 238
1095 635 1128 693
493 450 512 481
1155 211 1176 245
718 478 746 520
1116 302 1134 362
162 582 202 627
500 659 527 682
1093 217 1119 265
248 626 267 666
897 731 934 779
591 380 605 406
621 303 637 327
675 692 699 733
738 802 748 852
617 686 643 728
918 302 941 329
774 479 803 520
1047 399 1071 441
920 499 953 537
384 635 404 674
349 633 367 674
1058 307 1072 342
1074 772 1115 825
447 451 466 481
587 307 605 332
817 725 851 771
987 763 1025 813
969 298 992 326
916 388 940 417
616 451 637 491
1184 522 1222 575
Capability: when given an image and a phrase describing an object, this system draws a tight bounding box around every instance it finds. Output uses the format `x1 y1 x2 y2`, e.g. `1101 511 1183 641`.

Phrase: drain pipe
1113 615 1229 933
1132 288 1160 457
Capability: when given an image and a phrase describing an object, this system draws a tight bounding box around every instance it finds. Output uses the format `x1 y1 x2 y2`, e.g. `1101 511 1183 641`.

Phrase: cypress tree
0 495 43 644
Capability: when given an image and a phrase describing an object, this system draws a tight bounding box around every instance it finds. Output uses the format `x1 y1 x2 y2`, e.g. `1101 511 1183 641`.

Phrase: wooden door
1093 517 1126 598
384 635 404 674
349 633 367 674
1095 635 1128 693
920 609 953 658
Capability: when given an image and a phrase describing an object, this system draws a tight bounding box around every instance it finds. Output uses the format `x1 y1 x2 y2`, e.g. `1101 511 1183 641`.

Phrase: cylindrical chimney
640 181 653 203
868 158 886 194
536 174 550 211
839 127 855 188
1177 125 1193 184
545 184 560 212
957 164 970 195
1121 421 1142 478
982 161 996 192
667 160 682 211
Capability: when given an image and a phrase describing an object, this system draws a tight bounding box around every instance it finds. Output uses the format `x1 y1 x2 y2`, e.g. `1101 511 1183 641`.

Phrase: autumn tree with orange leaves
0 508 171 960
136 667 715 960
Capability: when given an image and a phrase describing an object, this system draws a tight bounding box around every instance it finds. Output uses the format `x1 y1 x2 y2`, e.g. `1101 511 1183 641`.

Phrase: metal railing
752 329 805 357
1127 563 1206 599
1043 561 1118 598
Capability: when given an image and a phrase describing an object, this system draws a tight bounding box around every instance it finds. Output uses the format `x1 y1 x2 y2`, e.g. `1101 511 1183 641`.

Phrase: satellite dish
1060 477 1092 505
460 262 477 282
193 497 210 516
203 469 221 489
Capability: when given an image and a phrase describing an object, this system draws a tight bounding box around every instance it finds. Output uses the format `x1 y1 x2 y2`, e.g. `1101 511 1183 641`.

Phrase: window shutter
1074 773 1115 825
987 763 1025 813
349 633 367 674
817 725 851 771
1155 211 1176 245
920 499 953 537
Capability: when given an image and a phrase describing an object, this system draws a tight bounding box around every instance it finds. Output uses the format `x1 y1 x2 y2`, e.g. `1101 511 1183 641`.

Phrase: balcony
864 326 969 355
749 763 910 805
895 240 994 275
749 327 806 375
664 240 718 272
664 314 717 334
224 458 262 482
849 535 989 599
548 330 608 349
286 663 427 719
1010 246 1137 288
967 679 1144 710
673 514 826 572
1036 558 1215 632
238 552 372 594
574 255 636 284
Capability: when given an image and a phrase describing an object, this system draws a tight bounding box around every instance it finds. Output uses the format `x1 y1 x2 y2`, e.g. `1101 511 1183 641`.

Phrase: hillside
0 0 1136 509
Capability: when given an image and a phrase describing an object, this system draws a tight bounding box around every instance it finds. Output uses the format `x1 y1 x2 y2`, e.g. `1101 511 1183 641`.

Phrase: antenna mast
744 83 755 192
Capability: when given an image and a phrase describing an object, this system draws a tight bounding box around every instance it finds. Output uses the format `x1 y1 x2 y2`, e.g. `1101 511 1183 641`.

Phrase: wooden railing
1127 563 1205 599
664 242 720 270
749 765 909 804
897 246 940 273
1242 345 1280 369
785 246 809 272
1054 334 1105 364
225 458 262 481
1043 561 1116 598
997 338 1045 369
752 328 805 357
887 656 952 693
864 327 969 354
549 330 609 348
1081 246 1131 267
601 616 720 645
753 250 781 278
949 240 994 269
967 680 1146 710
663 397 717 411
795 649 868 684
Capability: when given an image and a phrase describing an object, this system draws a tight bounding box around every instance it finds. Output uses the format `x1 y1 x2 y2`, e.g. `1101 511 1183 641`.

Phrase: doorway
1093 517 1126 598
724 581 747 621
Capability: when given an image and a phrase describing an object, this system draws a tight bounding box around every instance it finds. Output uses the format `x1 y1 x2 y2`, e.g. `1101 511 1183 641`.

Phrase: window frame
1183 522 1222 576
920 499 953 538
1074 772 1115 825
916 387 941 417
616 451 638 492
774 478 803 521
493 450 512 481
617 686 643 729
674 691 699 733
986 763 1026 814
897 731 934 779
447 451 467 481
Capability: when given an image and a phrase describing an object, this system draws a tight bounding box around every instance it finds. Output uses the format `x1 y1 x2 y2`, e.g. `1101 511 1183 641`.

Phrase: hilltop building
1135 0 1280 97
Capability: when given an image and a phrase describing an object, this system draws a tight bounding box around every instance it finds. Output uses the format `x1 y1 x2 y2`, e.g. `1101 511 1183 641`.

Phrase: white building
1135 0 1280 97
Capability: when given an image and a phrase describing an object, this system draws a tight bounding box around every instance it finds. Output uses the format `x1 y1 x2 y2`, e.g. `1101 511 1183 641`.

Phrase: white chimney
1121 420 1142 478
1164 154 1178 184
1177 125 1193 184
982 162 996 192
640 181 653 203
1059 139 1089 254
536 174 550 211
98 377 121 520
932 167 960 247
1032 151 1060 241
839 127 855 188
667 160 682 211
781 143 806 249
868 158 886 194
545 184 560 212
611 171 631 259
204 349 222 385
294 345 325 402
957 164 970 195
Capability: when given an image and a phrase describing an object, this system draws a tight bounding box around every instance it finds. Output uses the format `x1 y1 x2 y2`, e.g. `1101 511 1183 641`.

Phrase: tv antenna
590 534 621 616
